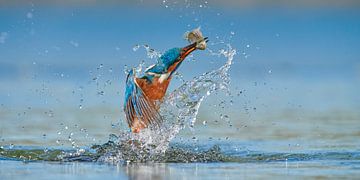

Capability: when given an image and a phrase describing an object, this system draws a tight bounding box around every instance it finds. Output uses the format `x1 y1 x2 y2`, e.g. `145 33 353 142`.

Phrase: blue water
1 2 360 179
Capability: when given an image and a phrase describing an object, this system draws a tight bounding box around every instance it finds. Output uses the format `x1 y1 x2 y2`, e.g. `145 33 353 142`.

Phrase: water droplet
230 31 235 35
268 69 272 74
70 40 79 47
65 126 68 130
78 148 85 154
0 32 8 44
79 105 83 109
133 44 140 51
202 121 207 125
246 44 250 48
26 12 33 19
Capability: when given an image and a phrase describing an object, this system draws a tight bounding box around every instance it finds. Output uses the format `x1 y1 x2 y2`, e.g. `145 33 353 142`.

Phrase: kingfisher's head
157 43 196 77
157 37 208 69
144 37 208 81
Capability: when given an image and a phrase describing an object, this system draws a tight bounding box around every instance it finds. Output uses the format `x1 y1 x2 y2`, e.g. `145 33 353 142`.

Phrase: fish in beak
180 37 208 59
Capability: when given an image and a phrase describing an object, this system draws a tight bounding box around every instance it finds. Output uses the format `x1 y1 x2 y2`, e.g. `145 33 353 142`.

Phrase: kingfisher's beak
180 37 208 59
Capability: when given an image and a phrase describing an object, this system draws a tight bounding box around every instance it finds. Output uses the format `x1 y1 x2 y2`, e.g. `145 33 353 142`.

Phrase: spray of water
95 44 236 163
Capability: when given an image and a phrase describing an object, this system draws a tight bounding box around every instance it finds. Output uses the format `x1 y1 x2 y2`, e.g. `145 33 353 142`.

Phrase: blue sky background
0 1 360 114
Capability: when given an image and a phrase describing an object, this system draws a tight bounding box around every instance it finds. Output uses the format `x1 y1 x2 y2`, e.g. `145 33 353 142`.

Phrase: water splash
2 144 360 164
152 45 236 149
0 44 237 164
133 44 162 59
95 45 236 163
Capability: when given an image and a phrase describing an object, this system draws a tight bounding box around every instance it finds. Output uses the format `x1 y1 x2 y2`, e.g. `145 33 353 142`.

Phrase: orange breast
135 77 172 101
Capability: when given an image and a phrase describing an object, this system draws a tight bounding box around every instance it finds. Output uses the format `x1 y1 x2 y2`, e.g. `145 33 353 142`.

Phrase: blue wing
124 69 162 130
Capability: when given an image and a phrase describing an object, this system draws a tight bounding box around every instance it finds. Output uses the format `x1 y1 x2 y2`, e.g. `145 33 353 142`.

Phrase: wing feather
124 70 162 130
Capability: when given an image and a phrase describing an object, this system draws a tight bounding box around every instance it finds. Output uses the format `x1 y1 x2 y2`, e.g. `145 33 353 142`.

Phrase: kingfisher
124 36 208 133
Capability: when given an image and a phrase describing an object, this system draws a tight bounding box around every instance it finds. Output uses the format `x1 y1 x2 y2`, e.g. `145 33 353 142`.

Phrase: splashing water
0 44 237 164
95 45 236 163
1 41 358 166
132 44 162 59
1 44 360 166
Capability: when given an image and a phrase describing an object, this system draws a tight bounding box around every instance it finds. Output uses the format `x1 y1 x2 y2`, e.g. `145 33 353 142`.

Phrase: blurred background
0 0 359 151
